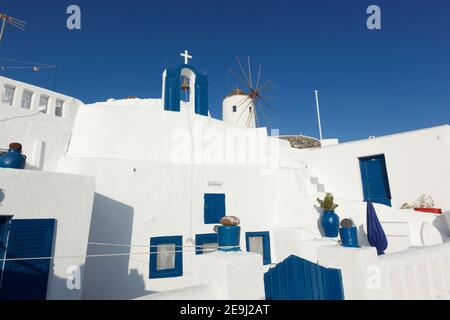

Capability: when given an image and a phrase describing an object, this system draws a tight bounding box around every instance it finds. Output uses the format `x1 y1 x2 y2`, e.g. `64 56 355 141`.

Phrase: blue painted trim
0 216 12 260
245 231 272 265
149 236 183 279
195 233 218 255
204 193 226 225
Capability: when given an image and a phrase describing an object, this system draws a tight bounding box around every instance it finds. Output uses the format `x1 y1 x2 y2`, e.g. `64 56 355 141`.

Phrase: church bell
181 77 190 91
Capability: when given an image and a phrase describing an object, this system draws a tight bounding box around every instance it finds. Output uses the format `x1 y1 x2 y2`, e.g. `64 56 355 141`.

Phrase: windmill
0 12 26 45
226 57 275 129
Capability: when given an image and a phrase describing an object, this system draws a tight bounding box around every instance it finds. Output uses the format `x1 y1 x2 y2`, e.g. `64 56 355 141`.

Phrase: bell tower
161 50 209 116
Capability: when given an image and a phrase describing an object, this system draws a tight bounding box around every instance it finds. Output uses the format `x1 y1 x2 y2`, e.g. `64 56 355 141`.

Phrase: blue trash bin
218 226 241 252
339 227 360 248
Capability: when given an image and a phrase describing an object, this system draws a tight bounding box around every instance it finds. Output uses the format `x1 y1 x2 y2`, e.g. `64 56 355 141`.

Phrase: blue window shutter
204 194 226 225
164 68 181 112
195 233 218 255
0 219 55 300
195 74 209 116
246 231 272 265
149 236 183 279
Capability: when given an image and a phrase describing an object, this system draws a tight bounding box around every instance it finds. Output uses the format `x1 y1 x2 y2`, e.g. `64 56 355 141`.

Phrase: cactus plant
317 193 339 212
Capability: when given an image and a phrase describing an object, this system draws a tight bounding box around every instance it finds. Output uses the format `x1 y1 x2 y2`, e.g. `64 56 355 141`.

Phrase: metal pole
314 90 323 142
0 18 7 45
52 59 58 92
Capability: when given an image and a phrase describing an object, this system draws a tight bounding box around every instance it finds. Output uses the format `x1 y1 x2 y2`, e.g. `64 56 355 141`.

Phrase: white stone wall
0 169 95 300
306 125 450 211
0 76 83 171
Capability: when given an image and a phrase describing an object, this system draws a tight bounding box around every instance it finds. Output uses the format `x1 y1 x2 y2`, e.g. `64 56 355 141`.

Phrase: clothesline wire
0 244 241 262
89 242 206 249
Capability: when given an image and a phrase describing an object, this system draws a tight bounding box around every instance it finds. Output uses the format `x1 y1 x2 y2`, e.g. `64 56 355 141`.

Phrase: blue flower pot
320 211 340 238
0 144 26 170
217 226 241 252
339 227 360 248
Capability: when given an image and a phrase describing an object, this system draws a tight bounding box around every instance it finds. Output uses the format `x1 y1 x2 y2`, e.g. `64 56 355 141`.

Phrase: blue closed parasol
366 201 388 255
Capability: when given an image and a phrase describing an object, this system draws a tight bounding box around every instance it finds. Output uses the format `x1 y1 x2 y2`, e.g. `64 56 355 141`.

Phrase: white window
21 90 34 109
248 236 264 257
201 242 218 254
55 99 64 117
156 244 176 271
2 85 16 106
39 95 50 113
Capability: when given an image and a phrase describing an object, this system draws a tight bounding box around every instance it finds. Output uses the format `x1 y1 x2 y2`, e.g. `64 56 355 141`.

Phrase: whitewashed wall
0 169 95 300
57 101 287 299
56 98 450 299
306 125 450 211
0 76 83 171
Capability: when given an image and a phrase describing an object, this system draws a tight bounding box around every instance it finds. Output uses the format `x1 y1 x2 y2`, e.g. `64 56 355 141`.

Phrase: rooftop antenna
228 56 275 129
0 12 26 46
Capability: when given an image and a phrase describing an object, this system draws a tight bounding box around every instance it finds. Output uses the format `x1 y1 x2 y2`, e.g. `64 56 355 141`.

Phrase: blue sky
0 0 449 141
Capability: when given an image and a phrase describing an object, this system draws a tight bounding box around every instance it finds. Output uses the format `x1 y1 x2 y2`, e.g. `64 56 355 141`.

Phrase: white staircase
309 176 327 197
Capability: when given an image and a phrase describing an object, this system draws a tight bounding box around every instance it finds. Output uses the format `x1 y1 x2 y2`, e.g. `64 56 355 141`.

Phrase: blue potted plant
339 218 360 248
317 193 340 238
0 143 27 170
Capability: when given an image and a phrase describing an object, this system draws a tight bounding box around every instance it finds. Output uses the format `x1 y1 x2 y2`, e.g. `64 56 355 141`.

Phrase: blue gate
0 219 55 300
264 255 345 300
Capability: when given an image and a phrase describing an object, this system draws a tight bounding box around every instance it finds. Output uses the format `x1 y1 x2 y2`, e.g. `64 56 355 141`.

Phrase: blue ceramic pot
217 226 241 252
0 144 26 169
339 227 360 248
320 211 340 238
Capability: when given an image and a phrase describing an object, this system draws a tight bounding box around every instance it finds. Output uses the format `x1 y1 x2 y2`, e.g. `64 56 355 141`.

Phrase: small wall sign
207 180 223 187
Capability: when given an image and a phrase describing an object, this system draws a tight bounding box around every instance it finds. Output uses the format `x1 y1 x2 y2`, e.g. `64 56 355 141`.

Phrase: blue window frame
195 233 218 255
204 194 226 225
149 236 183 279
246 232 272 265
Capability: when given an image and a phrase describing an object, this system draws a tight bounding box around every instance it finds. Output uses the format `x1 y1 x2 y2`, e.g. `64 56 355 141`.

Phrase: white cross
180 50 192 64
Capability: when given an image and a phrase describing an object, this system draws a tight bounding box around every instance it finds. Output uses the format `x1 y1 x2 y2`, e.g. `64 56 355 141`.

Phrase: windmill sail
228 57 275 130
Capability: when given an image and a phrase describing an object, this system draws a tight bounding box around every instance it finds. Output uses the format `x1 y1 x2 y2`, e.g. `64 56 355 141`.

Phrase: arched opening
163 64 208 116
180 68 196 105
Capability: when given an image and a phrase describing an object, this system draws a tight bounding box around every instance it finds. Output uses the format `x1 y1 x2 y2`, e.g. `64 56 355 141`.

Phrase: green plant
400 194 435 210
317 193 339 212
401 203 414 210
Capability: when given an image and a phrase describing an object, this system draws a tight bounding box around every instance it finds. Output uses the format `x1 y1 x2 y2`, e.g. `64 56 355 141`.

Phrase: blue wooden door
0 219 55 300
204 194 226 224
264 255 344 300
359 155 392 206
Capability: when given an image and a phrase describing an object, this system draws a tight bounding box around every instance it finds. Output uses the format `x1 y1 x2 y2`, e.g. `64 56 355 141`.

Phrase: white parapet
136 251 266 300
317 245 381 300
192 251 266 300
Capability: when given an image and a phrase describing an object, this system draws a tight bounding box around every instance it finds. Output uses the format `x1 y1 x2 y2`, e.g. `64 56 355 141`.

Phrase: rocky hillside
278 135 321 149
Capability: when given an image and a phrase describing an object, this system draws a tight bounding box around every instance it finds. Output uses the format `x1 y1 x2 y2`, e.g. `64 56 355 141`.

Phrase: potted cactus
317 193 340 238
339 219 360 248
